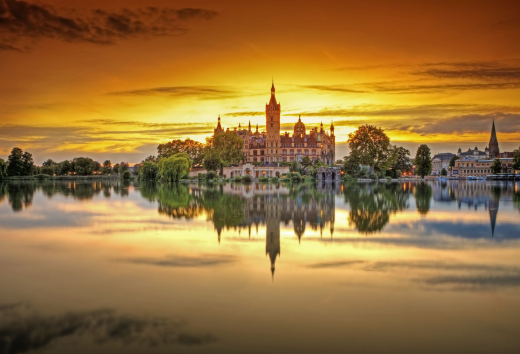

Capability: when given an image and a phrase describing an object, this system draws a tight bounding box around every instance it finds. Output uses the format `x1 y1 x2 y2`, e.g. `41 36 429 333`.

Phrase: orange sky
1 0 520 164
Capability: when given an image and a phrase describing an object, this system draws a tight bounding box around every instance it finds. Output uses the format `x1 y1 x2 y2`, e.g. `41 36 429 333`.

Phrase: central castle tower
266 81 281 162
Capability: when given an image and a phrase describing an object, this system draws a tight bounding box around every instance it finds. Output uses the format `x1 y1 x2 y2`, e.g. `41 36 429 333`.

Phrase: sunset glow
1 0 520 163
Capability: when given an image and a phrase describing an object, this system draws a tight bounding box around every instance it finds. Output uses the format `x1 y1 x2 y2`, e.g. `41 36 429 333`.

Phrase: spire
298 115 301 122
268 80 278 108
256 123 259 132
489 119 500 158
248 120 252 132
271 78 275 94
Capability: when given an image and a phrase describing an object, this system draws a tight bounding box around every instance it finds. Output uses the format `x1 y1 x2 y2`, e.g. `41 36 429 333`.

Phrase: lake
1 180 520 354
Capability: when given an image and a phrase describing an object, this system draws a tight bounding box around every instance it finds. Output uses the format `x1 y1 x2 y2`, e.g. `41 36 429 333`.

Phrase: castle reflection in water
206 183 339 277
1 180 519 276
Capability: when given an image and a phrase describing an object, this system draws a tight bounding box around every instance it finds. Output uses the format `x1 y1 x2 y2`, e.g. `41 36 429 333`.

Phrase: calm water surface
1 180 520 353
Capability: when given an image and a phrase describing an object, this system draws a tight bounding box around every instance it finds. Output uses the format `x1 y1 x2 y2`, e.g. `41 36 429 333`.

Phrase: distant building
454 120 514 165
214 82 336 165
432 153 455 175
452 157 514 177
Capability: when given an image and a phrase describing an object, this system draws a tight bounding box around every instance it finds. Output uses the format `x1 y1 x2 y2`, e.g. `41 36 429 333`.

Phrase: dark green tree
118 162 129 174
449 155 459 170
21 151 34 175
112 163 120 175
513 147 520 170
102 160 112 174
140 161 159 180
342 151 361 177
414 144 432 178
73 157 96 175
58 160 72 175
301 155 312 168
0 158 7 179
347 125 390 173
390 146 413 175
490 158 502 174
441 168 447 176
7 147 24 176
158 153 192 182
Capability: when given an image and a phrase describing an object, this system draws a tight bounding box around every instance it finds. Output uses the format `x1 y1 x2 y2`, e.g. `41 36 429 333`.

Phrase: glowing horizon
1 0 520 164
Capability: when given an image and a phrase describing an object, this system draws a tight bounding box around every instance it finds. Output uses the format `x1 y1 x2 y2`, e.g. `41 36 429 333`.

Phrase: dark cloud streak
0 0 218 47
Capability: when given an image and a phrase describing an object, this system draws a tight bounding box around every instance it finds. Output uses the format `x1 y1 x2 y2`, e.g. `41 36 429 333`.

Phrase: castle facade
214 83 336 164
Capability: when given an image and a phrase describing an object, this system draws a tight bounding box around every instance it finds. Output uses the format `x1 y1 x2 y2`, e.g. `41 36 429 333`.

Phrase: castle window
290 149 294 155
312 150 316 155
305 150 309 155
297 149 301 155
283 150 287 155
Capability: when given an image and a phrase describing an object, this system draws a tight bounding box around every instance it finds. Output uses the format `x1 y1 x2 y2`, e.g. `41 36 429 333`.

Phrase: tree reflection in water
415 182 433 215
0 181 130 212
343 183 411 234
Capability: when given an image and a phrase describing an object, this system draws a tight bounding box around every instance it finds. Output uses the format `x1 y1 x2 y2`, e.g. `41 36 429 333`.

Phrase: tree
118 162 129 174
7 147 25 176
73 157 96 176
441 168 447 176
158 153 192 182
342 152 361 176
157 138 204 164
102 160 112 174
203 131 244 173
513 147 520 170
415 144 432 178
0 158 7 179
21 151 34 175
490 158 502 174
203 149 221 172
347 125 390 173
390 146 413 174
40 166 55 176
58 160 72 175
143 155 157 163
140 161 159 180
449 155 459 170
42 159 56 167
301 155 312 168
112 163 120 175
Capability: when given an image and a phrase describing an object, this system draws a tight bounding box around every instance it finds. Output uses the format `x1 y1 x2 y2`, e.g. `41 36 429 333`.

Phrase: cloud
0 0 218 47
0 306 216 353
412 60 520 80
298 85 368 94
0 42 20 51
120 254 237 268
107 86 242 100
224 111 265 117
305 260 366 269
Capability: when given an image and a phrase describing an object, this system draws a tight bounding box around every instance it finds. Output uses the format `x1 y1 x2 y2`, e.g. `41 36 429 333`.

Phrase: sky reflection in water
0 180 520 354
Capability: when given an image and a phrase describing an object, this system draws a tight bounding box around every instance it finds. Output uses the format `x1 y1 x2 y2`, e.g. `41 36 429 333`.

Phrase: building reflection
432 181 516 237
206 183 338 277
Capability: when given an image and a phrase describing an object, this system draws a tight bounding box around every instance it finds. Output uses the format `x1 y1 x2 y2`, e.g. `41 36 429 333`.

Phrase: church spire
271 78 275 94
489 119 500 158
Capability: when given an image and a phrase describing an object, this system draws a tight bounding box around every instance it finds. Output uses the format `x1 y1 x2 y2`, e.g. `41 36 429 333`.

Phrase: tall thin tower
489 120 500 158
266 81 281 162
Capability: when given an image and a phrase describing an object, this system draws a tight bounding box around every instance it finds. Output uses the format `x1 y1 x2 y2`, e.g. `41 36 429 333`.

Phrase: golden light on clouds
1 0 520 163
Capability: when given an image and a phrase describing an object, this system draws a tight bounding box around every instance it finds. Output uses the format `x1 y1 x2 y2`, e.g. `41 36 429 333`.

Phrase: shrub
204 170 218 180
291 172 304 182
122 170 132 180
242 175 252 183
386 176 392 182
369 171 378 180
140 161 159 181
270 176 278 182
34 174 51 180
259 176 269 182
343 175 356 183
234 176 242 182
40 166 55 176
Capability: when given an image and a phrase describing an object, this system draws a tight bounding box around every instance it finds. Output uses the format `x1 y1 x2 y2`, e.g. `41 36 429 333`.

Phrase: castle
214 82 336 165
